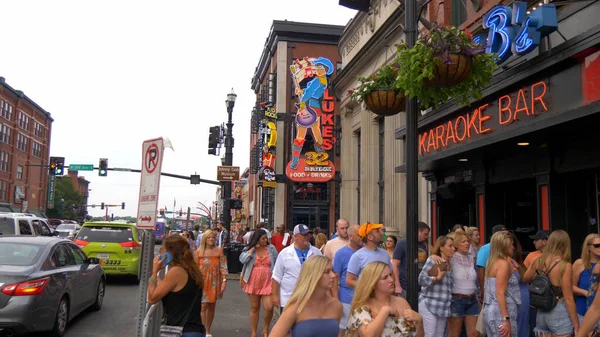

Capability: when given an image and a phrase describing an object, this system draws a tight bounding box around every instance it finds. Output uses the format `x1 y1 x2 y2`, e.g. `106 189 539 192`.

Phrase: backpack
529 260 561 311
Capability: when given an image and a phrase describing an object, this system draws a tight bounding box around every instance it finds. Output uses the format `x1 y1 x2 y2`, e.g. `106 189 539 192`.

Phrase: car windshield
77 226 133 243
0 217 14 235
0 242 43 266
56 224 77 231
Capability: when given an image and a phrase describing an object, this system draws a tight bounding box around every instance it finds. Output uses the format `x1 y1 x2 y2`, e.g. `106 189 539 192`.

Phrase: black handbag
160 288 200 337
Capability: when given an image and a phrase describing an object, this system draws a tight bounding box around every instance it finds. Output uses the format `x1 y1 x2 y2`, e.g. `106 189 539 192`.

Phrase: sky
0 1 356 217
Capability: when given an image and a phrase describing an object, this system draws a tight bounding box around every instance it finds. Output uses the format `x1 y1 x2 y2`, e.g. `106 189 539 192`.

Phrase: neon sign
482 2 557 64
419 81 548 155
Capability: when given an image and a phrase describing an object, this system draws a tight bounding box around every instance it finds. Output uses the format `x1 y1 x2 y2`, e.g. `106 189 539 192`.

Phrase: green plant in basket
395 26 498 109
347 64 402 103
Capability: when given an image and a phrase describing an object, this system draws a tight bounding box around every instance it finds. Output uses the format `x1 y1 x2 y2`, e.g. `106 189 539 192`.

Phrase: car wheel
51 297 69 337
91 279 105 311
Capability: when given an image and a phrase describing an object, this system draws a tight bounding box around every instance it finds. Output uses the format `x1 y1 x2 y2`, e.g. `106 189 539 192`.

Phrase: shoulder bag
160 288 200 337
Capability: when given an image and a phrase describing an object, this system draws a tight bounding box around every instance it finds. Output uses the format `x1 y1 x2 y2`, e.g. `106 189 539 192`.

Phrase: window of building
16 165 23 180
0 151 8 172
378 118 385 223
451 0 468 26
0 124 11 145
1 101 12 121
32 141 41 158
17 133 28 152
34 122 45 138
18 111 30 131
356 131 361 223
0 180 8 201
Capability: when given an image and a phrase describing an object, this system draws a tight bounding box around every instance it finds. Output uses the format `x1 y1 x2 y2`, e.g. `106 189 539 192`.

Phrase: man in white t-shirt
323 218 350 263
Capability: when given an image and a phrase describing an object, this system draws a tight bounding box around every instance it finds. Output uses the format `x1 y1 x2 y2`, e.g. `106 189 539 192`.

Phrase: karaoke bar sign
419 80 549 155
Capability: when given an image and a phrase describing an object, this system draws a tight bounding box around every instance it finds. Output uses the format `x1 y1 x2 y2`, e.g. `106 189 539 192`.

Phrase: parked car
74 222 143 282
54 224 81 240
0 213 56 237
0 236 105 336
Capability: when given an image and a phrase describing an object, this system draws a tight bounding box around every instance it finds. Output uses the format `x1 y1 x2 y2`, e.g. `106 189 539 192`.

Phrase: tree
46 178 83 220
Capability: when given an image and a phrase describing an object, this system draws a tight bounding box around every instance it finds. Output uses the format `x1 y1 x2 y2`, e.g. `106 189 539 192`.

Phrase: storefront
396 8 600 256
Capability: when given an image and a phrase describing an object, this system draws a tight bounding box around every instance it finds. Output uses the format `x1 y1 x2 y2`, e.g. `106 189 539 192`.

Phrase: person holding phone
147 235 205 337
239 230 278 337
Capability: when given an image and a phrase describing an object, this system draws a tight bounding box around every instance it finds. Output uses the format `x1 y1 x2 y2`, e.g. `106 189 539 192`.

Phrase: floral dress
198 255 228 303
243 254 272 295
586 273 600 332
345 305 416 337
483 276 521 337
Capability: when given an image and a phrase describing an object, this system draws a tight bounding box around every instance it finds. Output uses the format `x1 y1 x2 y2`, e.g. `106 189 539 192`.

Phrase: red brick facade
0 77 53 212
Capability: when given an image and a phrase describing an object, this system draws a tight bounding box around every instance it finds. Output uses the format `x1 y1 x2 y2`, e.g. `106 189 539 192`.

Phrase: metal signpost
135 138 164 337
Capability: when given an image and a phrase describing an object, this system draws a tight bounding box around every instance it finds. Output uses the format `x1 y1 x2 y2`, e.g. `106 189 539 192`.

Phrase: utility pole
222 89 237 236
404 0 420 309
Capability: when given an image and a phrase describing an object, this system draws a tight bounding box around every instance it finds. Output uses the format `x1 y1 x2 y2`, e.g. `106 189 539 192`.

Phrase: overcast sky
0 1 356 217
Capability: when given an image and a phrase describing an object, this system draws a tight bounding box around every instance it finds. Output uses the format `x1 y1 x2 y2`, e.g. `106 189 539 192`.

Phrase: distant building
0 77 53 216
59 170 90 222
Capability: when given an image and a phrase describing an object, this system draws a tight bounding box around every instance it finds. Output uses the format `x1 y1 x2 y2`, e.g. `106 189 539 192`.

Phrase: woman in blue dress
269 255 342 337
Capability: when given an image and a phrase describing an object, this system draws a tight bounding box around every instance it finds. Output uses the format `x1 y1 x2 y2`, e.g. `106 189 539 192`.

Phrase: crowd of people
143 220 600 337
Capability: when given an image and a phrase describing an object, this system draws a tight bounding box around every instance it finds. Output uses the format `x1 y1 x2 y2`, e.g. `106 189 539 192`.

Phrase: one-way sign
136 138 164 229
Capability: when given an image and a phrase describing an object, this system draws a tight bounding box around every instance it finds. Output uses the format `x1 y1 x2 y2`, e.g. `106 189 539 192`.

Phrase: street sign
113 168 132 172
217 166 240 181
136 138 164 229
68 164 94 171
47 175 56 209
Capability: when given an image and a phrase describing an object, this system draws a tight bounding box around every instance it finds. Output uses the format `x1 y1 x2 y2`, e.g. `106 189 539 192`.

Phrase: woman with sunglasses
384 235 397 262
573 234 600 324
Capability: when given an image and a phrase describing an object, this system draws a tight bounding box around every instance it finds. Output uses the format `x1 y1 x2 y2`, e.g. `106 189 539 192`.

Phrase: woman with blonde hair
465 227 481 257
573 233 600 322
524 230 579 337
448 232 479 337
195 230 228 337
483 231 521 337
269 255 341 337
315 232 328 253
346 262 424 337
419 235 455 337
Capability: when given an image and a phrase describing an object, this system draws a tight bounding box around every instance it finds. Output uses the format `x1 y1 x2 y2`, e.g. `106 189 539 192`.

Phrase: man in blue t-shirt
476 224 506 299
346 222 392 289
333 224 363 334
392 221 431 297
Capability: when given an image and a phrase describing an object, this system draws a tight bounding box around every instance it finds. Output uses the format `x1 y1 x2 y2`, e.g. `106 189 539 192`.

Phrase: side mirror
87 257 100 265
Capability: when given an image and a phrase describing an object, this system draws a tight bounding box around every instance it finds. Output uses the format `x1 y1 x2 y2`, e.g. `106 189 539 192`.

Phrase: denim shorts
535 301 573 336
450 296 480 317
181 333 205 337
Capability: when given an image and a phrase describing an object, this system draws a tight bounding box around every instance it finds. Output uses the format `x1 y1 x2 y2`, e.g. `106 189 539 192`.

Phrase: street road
30 244 261 336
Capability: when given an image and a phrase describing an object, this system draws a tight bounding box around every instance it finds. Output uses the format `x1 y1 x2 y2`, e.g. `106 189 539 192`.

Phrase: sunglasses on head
589 243 600 248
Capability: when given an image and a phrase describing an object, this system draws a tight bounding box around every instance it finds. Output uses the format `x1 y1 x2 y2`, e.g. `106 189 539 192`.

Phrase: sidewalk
210 277 279 336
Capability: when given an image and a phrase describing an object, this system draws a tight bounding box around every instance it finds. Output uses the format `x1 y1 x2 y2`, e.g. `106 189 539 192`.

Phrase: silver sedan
0 236 105 337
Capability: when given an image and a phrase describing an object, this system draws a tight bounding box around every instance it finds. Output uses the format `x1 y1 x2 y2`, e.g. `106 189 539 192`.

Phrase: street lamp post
222 88 237 236
405 0 420 309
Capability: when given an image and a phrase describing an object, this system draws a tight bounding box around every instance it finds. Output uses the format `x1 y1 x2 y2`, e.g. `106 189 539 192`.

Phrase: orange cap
359 222 384 238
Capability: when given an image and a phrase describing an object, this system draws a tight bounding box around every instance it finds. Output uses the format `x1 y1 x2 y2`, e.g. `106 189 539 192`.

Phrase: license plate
97 253 110 260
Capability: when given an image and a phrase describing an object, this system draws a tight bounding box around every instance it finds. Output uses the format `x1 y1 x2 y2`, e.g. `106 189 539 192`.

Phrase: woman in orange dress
195 230 228 337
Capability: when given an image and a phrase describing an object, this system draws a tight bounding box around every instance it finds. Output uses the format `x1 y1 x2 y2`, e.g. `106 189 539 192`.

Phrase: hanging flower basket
424 53 473 88
395 26 498 109
348 64 406 117
364 89 406 116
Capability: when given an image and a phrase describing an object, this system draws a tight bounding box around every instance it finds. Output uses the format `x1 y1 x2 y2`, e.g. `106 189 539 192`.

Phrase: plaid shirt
418 256 453 317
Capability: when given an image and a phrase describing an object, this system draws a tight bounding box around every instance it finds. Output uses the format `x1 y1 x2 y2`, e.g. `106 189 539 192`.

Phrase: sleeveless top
576 262 596 316
290 319 339 337
483 276 521 306
161 273 205 333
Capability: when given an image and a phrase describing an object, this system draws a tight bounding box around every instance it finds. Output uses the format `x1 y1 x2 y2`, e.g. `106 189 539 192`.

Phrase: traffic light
208 126 220 155
99 158 108 176
229 199 243 210
121 202 125 210
101 202 105 210
49 156 65 176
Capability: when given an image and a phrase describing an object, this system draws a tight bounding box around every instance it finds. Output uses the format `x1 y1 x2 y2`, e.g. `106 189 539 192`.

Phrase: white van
0 213 55 237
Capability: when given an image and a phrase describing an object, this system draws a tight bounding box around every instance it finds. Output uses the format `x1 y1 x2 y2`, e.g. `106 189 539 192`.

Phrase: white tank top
450 251 478 295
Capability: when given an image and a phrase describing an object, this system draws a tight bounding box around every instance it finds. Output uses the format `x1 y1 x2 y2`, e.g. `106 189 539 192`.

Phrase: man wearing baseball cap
345 222 393 289
524 230 549 268
271 224 322 312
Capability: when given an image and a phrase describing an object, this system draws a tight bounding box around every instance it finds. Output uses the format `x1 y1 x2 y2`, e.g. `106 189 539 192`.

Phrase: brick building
248 21 344 236
0 77 53 215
